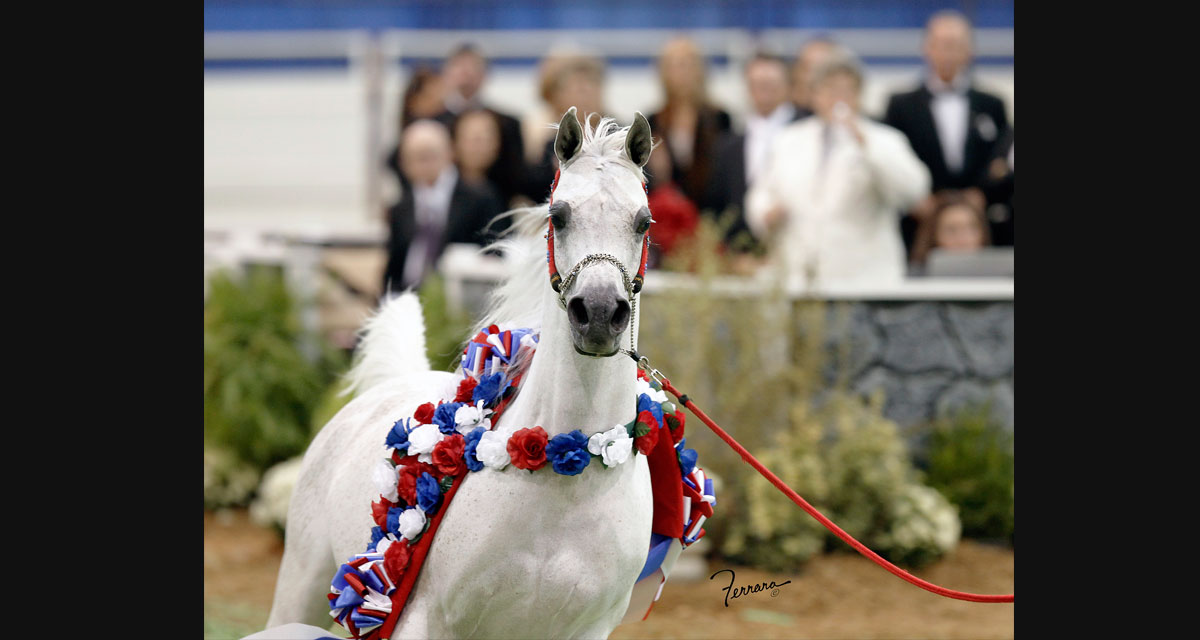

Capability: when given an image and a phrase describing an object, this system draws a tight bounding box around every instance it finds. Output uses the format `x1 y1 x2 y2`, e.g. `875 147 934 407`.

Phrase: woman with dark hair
647 37 732 211
387 67 447 185
909 190 992 269
401 67 447 129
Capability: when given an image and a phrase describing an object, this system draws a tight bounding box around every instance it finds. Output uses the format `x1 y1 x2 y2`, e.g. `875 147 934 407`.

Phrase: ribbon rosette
680 466 717 547
328 552 397 637
461 325 539 381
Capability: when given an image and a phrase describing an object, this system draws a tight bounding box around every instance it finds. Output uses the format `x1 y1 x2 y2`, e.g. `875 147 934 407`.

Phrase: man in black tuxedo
383 120 504 294
433 44 526 209
883 10 1010 254
704 52 800 252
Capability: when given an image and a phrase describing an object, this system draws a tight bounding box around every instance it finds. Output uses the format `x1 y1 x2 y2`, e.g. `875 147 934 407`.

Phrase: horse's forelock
554 114 649 183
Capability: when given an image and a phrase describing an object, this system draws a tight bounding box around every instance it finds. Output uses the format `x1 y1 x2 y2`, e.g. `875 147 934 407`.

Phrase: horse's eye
634 207 652 235
549 201 570 231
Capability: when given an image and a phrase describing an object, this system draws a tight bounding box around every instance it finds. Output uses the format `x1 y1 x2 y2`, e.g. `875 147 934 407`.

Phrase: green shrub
721 392 960 571
203 445 261 509
204 266 347 471
921 405 1015 541
416 273 475 373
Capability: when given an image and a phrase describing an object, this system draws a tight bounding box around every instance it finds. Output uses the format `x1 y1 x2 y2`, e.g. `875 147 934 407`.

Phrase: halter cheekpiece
546 168 651 311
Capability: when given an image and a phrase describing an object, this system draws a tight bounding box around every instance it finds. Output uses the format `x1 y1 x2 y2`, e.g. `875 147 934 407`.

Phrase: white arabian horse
262 109 660 639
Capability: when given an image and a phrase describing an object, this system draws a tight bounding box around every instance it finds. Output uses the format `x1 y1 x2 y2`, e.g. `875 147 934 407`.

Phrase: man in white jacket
746 47 930 289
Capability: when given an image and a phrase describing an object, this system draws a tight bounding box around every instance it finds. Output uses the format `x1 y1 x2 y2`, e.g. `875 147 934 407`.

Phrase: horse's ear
555 107 584 166
625 111 653 168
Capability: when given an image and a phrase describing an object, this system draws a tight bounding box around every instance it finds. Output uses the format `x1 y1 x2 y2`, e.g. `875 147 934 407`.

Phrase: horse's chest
420 457 653 637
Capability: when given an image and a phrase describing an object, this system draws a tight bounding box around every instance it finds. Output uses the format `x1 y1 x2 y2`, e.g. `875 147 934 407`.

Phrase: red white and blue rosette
327 552 396 637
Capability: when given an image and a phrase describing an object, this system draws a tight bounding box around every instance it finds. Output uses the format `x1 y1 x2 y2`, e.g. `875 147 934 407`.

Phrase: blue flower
366 525 385 552
638 393 664 428
463 427 487 472
433 402 465 435
677 441 698 478
385 418 411 452
416 472 441 513
473 372 508 406
546 429 592 476
385 506 405 536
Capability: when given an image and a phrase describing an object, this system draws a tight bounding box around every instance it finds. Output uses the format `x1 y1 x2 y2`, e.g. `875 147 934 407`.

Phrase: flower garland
327 325 712 639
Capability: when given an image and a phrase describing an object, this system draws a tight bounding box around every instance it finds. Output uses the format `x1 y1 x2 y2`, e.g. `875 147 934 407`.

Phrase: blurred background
204 1 1014 638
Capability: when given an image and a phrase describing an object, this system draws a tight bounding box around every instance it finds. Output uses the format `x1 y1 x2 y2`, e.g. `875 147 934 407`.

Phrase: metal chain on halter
547 168 648 357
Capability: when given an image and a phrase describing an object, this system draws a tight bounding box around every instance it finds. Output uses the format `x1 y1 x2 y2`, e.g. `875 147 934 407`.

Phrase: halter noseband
546 168 651 311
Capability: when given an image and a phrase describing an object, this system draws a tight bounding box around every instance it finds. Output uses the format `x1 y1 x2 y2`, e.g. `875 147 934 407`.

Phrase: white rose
475 429 512 470
602 435 633 467
397 507 427 540
635 378 668 404
407 424 444 464
375 533 397 556
587 424 619 455
372 459 399 502
453 402 493 434
588 424 633 467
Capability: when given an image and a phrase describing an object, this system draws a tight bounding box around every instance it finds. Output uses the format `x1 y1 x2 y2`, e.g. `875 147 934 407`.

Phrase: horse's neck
499 289 637 436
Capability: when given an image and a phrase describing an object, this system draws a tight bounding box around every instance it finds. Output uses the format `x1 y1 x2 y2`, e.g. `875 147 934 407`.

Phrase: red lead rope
656 375 1014 604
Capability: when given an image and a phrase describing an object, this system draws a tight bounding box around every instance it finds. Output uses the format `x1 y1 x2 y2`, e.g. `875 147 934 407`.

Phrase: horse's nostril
568 297 589 327
611 300 630 331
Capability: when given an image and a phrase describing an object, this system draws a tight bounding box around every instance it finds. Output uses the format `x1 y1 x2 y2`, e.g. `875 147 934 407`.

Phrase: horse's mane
466 115 648 375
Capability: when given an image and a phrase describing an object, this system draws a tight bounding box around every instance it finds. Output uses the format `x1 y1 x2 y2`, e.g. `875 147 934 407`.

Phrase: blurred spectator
648 37 732 209
452 109 504 201
386 68 447 186
981 127 1014 246
435 44 525 208
884 10 1010 255
523 51 608 164
645 138 699 263
745 48 930 287
383 120 504 294
706 52 798 251
790 37 837 119
521 53 609 203
400 67 446 130
909 191 992 271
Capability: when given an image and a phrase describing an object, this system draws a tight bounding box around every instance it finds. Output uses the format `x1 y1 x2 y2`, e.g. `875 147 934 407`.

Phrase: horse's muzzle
567 282 631 357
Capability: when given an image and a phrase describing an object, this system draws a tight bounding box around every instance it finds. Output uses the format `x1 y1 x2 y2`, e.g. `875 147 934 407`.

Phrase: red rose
507 426 549 471
454 377 478 403
413 402 436 424
383 540 411 581
432 434 467 476
396 464 422 505
665 410 685 442
371 497 393 528
635 412 660 456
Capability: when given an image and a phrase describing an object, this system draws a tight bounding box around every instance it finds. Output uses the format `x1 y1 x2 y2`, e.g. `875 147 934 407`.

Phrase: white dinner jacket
745 116 930 288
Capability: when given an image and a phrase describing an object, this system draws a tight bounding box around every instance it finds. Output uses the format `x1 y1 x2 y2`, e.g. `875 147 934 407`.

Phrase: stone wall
818 300 1014 431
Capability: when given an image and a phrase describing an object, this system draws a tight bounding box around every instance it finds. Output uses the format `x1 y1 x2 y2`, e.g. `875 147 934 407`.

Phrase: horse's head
547 107 654 358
